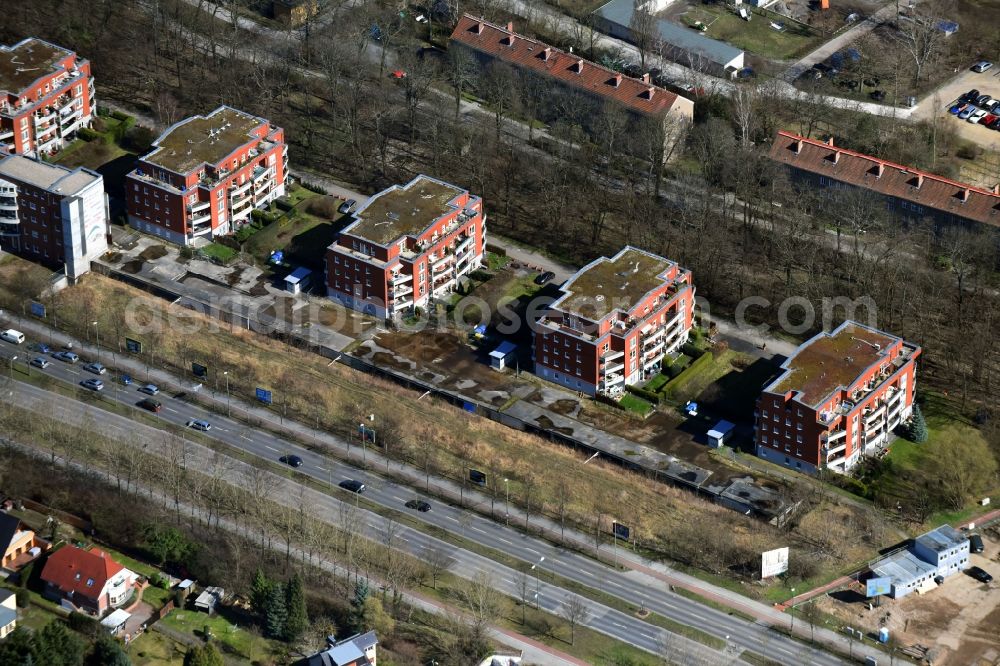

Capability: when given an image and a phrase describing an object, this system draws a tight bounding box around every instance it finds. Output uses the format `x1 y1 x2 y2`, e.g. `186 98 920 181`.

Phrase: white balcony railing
230 179 253 197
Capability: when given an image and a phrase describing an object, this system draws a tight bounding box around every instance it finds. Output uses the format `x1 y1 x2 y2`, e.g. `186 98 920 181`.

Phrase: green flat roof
770 323 896 407
143 107 266 175
557 247 673 320
347 176 465 245
0 39 70 95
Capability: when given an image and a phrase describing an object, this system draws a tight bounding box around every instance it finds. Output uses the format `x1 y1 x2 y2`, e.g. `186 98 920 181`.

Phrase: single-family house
40 545 138 616
0 512 47 572
304 630 379 666
0 589 16 639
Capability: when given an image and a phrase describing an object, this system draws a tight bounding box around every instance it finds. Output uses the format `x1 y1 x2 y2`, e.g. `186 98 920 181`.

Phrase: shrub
275 199 295 212
179 246 195 260
110 110 131 122
77 127 103 143
124 125 155 153
68 611 100 636
306 196 340 219
625 384 660 405
681 342 705 358
15 589 29 608
302 181 329 195
956 142 978 160
665 362 685 379
235 224 259 243
91 117 107 133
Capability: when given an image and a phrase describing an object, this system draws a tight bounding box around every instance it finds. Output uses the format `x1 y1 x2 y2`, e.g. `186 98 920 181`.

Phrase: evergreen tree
183 644 224 666
249 568 273 617
33 621 85 666
909 404 928 443
283 573 309 643
350 578 370 632
87 635 131 666
264 584 288 639
0 627 34 665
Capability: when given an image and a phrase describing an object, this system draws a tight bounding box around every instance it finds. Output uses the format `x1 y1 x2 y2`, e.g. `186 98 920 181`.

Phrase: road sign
125 337 142 354
29 301 45 318
612 521 630 541
761 547 789 578
192 363 208 378
469 469 487 486
463 401 476 413
866 576 892 597
255 387 272 405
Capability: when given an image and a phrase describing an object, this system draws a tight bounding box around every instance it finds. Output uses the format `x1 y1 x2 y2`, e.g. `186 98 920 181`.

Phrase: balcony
0 221 19 236
188 211 212 227
601 359 625 375
0 128 13 141
601 372 625 390
253 165 274 183
389 271 410 285
230 179 253 197
187 199 211 214
37 133 61 154
59 105 83 124
431 257 454 273
34 109 57 125
643 339 665 360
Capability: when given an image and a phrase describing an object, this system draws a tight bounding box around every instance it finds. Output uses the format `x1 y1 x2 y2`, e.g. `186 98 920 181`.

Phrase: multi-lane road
0 325 882 665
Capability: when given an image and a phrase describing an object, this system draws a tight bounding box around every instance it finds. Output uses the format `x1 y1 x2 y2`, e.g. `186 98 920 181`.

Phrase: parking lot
816 525 1000 664
917 67 1000 150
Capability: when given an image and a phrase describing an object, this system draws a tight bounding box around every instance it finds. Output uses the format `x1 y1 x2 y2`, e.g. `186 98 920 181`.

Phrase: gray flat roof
873 550 938 585
0 155 100 195
594 0 744 66
915 525 966 553
142 106 267 175
344 175 467 246
0 38 72 95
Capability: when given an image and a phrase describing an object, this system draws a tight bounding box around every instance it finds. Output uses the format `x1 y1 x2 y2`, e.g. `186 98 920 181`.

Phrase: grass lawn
679 6 823 60
245 210 334 271
10 595 68 632
159 609 276 663
53 140 130 172
129 630 187 665
486 252 511 271
643 373 670 393
619 393 653 416
199 243 238 264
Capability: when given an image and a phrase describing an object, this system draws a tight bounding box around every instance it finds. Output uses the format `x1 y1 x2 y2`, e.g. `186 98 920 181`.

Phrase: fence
20 497 93 533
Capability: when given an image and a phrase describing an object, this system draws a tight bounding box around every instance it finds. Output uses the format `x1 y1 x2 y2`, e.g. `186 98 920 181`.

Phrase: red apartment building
0 38 95 157
755 320 921 474
770 130 1000 228
126 106 287 246
325 175 486 319
0 154 109 280
534 246 695 396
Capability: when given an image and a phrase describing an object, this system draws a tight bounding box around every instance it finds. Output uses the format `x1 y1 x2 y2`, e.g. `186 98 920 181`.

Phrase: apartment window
154 191 159 199
796 435 802 443
543 356 548 364
20 118 27 128
785 418 791 426
785 444 791 452
762 410 768 420
797 423 802 431
762 435 768 444
335 256 340 264
772 414 779 422
772 426 779 434
143 187 148 194
154 203 160 211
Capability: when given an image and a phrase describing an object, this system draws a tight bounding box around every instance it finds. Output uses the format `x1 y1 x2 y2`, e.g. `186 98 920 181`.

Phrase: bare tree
892 1 948 83
629 0 657 71
422 545 454 589
560 594 591 645
459 572 503 645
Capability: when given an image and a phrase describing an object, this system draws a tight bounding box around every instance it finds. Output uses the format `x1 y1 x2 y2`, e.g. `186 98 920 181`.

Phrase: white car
968 108 988 123
972 61 994 73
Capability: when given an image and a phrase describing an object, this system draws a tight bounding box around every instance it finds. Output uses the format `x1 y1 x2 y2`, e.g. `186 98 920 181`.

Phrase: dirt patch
121 260 145 274
549 399 579 415
371 351 415 373
534 415 574 436
104 251 123 264
138 244 168 261
248 279 269 297
226 265 247 287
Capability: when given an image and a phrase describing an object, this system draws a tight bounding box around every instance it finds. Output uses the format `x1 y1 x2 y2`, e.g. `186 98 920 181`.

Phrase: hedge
113 114 136 142
110 109 131 121
77 127 104 143
625 384 660 405
275 199 295 212
681 342 706 358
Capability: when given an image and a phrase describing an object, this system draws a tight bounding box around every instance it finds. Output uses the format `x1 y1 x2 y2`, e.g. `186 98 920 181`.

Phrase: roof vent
827 136 835 147
960 188 970 203
540 47 552 61
572 59 584 73
612 74 623 87
793 139 803 154
473 21 484 34
506 21 514 31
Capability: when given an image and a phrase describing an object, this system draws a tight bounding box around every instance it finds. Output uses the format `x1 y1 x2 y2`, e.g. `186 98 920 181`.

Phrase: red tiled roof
770 130 1000 227
449 14 686 117
41 545 125 599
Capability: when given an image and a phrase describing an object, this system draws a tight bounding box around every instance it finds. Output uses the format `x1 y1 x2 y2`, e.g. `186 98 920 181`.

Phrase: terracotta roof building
449 15 692 159
769 130 1000 229
40 545 138 615
754 320 921 474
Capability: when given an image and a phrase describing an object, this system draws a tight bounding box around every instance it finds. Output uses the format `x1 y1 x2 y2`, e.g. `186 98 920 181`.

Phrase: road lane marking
265 445 279 452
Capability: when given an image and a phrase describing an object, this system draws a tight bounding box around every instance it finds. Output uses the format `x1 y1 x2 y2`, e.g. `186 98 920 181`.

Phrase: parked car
968 566 993 583
138 383 160 395
988 100 1000 113
185 419 212 431
405 499 432 512
280 454 304 468
137 398 162 413
29 357 50 369
969 533 985 553
990 117 1000 130
980 113 997 126
83 362 107 375
968 109 988 123
870 90 886 102
535 271 555 285
976 94 992 107
80 378 104 391
972 61 994 73
949 101 968 115
959 105 977 120
338 199 357 215
339 479 366 494
53 351 79 364
962 88 980 102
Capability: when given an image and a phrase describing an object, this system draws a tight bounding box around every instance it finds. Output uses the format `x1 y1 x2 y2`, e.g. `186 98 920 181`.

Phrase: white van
0 329 25 345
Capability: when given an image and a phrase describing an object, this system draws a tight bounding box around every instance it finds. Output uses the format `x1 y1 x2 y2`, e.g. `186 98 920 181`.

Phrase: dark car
968 566 993 583
280 454 304 468
969 533 985 553
338 199 357 215
976 94 992 107
29 357 50 369
32 343 52 354
137 398 162 413
535 271 555 285
870 90 886 102
339 479 366 494
405 499 432 512
964 89 980 102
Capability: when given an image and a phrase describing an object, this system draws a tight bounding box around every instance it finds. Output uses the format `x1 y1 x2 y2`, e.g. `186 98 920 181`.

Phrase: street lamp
8 355 16 381
789 588 796 632
504 478 510 526
530 556 545 608
91 321 100 364
223 371 231 416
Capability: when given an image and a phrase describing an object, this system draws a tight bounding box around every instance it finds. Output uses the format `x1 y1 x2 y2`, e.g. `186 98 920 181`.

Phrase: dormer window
86 578 94 587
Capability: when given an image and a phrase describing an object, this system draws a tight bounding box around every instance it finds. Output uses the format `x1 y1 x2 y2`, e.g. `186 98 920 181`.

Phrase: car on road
280 454 303 468
80 378 104 391
138 383 159 395
29 357 50 369
968 109 988 124
405 499 431 512
0 329 25 345
969 533 985 553
185 419 212 432
53 351 79 364
959 105 977 120
534 271 555 285
338 199 357 215
83 362 107 375
137 398 162 413
972 61 994 73
339 479 366 494
968 566 993 583
31 343 52 353
120 374 133 386
949 101 967 115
